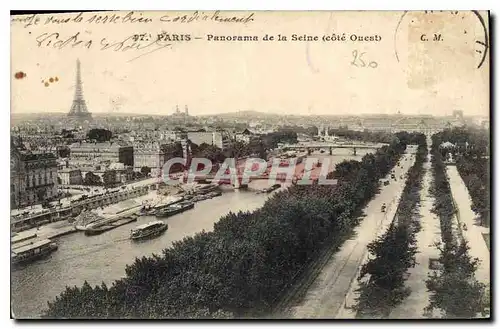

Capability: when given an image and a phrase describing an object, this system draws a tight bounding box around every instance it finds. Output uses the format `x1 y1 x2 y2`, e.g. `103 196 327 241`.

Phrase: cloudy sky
11 11 489 117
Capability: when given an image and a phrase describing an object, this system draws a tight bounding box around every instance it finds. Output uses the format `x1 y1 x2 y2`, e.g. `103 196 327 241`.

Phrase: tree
425 242 488 318
83 172 102 186
36 188 46 201
61 129 75 139
102 170 117 187
44 130 418 319
87 129 112 142
57 146 71 158
140 166 151 177
334 160 362 180
354 134 427 318
193 143 225 164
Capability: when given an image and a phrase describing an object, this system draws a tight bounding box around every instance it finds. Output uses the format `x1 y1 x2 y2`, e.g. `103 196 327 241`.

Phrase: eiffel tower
68 59 92 119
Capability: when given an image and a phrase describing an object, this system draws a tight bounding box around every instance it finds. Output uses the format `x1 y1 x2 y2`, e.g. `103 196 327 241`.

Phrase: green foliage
355 134 427 318
83 171 102 186
87 128 112 142
57 146 71 158
191 143 225 164
44 132 423 319
140 166 151 177
261 131 298 149
425 242 487 318
102 170 117 187
426 131 488 318
437 127 490 226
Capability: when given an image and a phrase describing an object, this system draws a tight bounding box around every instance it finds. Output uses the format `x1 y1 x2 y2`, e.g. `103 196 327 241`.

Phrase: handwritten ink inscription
11 11 256 28
351 50 378 68
34 31 190 62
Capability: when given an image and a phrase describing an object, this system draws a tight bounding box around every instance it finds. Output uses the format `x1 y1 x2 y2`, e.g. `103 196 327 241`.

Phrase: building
234 128 258 144
133 141 169 177
69 141 134 166
187 130 231 150
58 168 83 185
11 142 59 208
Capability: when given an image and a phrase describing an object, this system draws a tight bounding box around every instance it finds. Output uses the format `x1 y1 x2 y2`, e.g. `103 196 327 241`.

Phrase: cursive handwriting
11 14 40 28
36 32 93 49
12 10 255 28
100 35 173 62
35 32 175 62
86 11 153 24
160 10 254 24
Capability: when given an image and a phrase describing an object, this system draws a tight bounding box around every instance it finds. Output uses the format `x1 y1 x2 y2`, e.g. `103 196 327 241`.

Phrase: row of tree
43 132 416 319
425 132 488 318
355 134 427 318
437 127 490 226
82 168 151 187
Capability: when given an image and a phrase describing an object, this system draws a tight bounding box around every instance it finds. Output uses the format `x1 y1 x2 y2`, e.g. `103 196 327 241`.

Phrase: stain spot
14 71 26 79
44 82 49 87
55 77 59 82
464 30 467 34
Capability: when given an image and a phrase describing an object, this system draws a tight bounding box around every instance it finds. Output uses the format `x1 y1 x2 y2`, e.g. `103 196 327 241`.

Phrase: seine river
11 150 372 318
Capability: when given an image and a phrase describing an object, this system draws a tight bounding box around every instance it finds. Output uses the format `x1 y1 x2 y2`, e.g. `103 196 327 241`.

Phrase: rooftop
12 239 53 254
133 220 165 230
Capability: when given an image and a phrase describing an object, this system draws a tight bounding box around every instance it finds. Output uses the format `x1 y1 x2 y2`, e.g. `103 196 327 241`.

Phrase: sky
11 11 490 117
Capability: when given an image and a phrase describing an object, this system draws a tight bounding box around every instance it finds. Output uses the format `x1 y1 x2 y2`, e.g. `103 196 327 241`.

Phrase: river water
11 149 373 318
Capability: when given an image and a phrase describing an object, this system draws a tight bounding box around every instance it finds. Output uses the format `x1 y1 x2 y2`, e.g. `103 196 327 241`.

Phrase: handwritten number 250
351 50 378 68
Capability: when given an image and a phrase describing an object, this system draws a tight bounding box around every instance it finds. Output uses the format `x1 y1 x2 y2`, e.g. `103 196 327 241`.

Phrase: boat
84 216 138 236
155 201 195 218
11 232 38 245
152 196 184 211
196 184 219 194
74 212 107 230
207 190 222 198
130 220 168 240
258 184 281 194
11 239 58 266
138 205 155 216
192 194 211 202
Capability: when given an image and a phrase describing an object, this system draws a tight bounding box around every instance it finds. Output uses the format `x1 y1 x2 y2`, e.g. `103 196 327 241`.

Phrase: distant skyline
9 109 488 119
11 11 490 117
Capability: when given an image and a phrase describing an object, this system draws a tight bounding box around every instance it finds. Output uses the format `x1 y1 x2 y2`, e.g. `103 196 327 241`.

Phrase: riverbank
12 150 373 318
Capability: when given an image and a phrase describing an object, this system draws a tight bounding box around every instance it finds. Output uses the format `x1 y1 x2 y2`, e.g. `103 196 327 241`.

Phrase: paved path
289 152 415 319
390 153 442 319
446 166 490 286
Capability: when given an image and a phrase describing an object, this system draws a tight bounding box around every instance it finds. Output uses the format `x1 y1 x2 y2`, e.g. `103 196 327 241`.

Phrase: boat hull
84 217 138 236
130 224 168 241
12 244 58 267
155 203 194 218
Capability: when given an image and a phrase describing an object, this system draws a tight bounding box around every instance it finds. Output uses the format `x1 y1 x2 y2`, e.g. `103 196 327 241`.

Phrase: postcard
10 10 490 319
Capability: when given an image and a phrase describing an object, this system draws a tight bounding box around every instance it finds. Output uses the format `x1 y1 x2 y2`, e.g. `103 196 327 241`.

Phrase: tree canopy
44 132 420 319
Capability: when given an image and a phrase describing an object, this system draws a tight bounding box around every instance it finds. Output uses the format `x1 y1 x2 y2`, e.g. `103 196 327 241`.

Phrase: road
288 150 416 319
13 151 371 318
11 178 159 222
446 166 490 286
389 151 442 318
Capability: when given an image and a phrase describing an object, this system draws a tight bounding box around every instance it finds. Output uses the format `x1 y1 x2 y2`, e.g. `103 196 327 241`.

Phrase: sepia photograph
10 10 490 320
